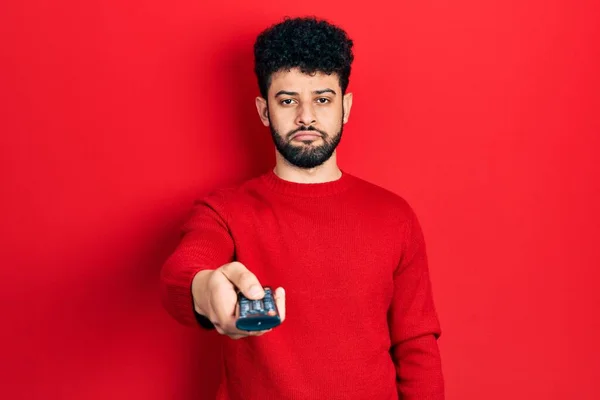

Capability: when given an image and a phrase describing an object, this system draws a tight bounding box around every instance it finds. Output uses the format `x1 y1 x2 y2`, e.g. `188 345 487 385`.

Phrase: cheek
316 107 342 127
270 108 296 126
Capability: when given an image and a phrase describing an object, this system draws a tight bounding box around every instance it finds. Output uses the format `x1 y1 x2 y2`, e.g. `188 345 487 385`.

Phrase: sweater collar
261 168 354 197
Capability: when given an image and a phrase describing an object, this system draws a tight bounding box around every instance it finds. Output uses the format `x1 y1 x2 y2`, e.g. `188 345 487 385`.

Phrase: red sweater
161 170 444 399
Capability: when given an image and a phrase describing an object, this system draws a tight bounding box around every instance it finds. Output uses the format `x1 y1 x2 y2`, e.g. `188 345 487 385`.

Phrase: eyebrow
274 88 337 97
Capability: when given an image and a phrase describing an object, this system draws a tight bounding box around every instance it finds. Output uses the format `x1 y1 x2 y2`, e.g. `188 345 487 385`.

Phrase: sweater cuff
194 307 216 330
160 263 210 327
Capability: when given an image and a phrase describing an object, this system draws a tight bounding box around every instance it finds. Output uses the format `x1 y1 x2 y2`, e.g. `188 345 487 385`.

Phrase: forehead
269 68 340 95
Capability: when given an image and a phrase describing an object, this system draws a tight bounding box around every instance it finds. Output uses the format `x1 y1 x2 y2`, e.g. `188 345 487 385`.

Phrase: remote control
236 286 281 331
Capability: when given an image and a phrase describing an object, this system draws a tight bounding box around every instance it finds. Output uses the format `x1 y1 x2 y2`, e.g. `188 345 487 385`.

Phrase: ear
255 97 270 127
342 92 353 124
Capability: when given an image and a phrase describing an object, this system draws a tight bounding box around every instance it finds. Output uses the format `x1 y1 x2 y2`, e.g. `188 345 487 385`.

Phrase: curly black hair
254 16 354 99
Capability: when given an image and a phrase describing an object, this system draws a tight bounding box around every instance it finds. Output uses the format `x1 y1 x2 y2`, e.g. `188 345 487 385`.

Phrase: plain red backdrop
1 0 599 399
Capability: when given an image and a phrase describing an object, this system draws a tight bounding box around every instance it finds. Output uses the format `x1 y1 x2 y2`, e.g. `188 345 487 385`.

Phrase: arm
160 190 234 328
388 205 444 399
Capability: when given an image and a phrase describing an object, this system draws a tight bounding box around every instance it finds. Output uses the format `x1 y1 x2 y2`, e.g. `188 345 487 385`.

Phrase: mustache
286 125 328 139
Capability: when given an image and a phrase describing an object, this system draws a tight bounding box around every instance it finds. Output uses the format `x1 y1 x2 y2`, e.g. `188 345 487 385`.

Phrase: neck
273 152 342 184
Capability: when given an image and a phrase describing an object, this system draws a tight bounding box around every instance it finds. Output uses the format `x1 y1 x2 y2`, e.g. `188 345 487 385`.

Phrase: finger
274 287 286 323
247 329 271 337
225 328 271 339
210 284 238 325
219 262 265 299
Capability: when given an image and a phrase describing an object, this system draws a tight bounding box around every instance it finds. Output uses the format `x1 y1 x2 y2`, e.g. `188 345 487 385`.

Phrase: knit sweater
160 169 444 399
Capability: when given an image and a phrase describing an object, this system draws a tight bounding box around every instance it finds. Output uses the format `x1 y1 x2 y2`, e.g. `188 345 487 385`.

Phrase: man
161 16 444 399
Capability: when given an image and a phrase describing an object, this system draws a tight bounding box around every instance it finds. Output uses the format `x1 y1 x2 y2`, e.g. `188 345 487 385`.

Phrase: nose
295 103 317 126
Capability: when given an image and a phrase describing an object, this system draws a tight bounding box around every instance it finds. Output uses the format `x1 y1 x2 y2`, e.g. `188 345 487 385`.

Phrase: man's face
255 68 353 169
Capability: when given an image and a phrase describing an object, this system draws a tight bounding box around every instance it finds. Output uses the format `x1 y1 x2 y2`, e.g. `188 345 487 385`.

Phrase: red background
2 1 599 399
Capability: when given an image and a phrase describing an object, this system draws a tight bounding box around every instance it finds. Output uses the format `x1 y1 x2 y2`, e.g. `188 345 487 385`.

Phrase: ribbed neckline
261 168 355 197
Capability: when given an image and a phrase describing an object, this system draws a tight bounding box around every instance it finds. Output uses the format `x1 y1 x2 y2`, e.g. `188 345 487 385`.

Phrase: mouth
291 132 322 141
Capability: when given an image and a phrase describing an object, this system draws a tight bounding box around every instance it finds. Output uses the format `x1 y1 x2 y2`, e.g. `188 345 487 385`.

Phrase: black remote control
236 287 281 331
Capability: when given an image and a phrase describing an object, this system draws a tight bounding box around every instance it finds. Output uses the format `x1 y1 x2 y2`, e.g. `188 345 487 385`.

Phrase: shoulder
346 172 417 220
183 178 252 232
193 173 266 212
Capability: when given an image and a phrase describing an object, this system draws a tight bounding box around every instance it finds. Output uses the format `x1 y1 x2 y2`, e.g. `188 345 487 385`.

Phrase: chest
228 201 402 317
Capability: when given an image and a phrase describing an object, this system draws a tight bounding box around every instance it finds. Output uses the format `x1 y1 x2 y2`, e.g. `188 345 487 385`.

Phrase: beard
269 116 344 169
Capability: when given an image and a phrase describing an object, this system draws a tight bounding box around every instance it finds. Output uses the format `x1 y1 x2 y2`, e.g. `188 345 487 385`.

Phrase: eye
281 99 296 105
316 98 330 104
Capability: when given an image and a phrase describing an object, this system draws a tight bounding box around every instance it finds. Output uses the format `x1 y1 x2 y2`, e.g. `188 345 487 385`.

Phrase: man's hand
192 261 286 339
